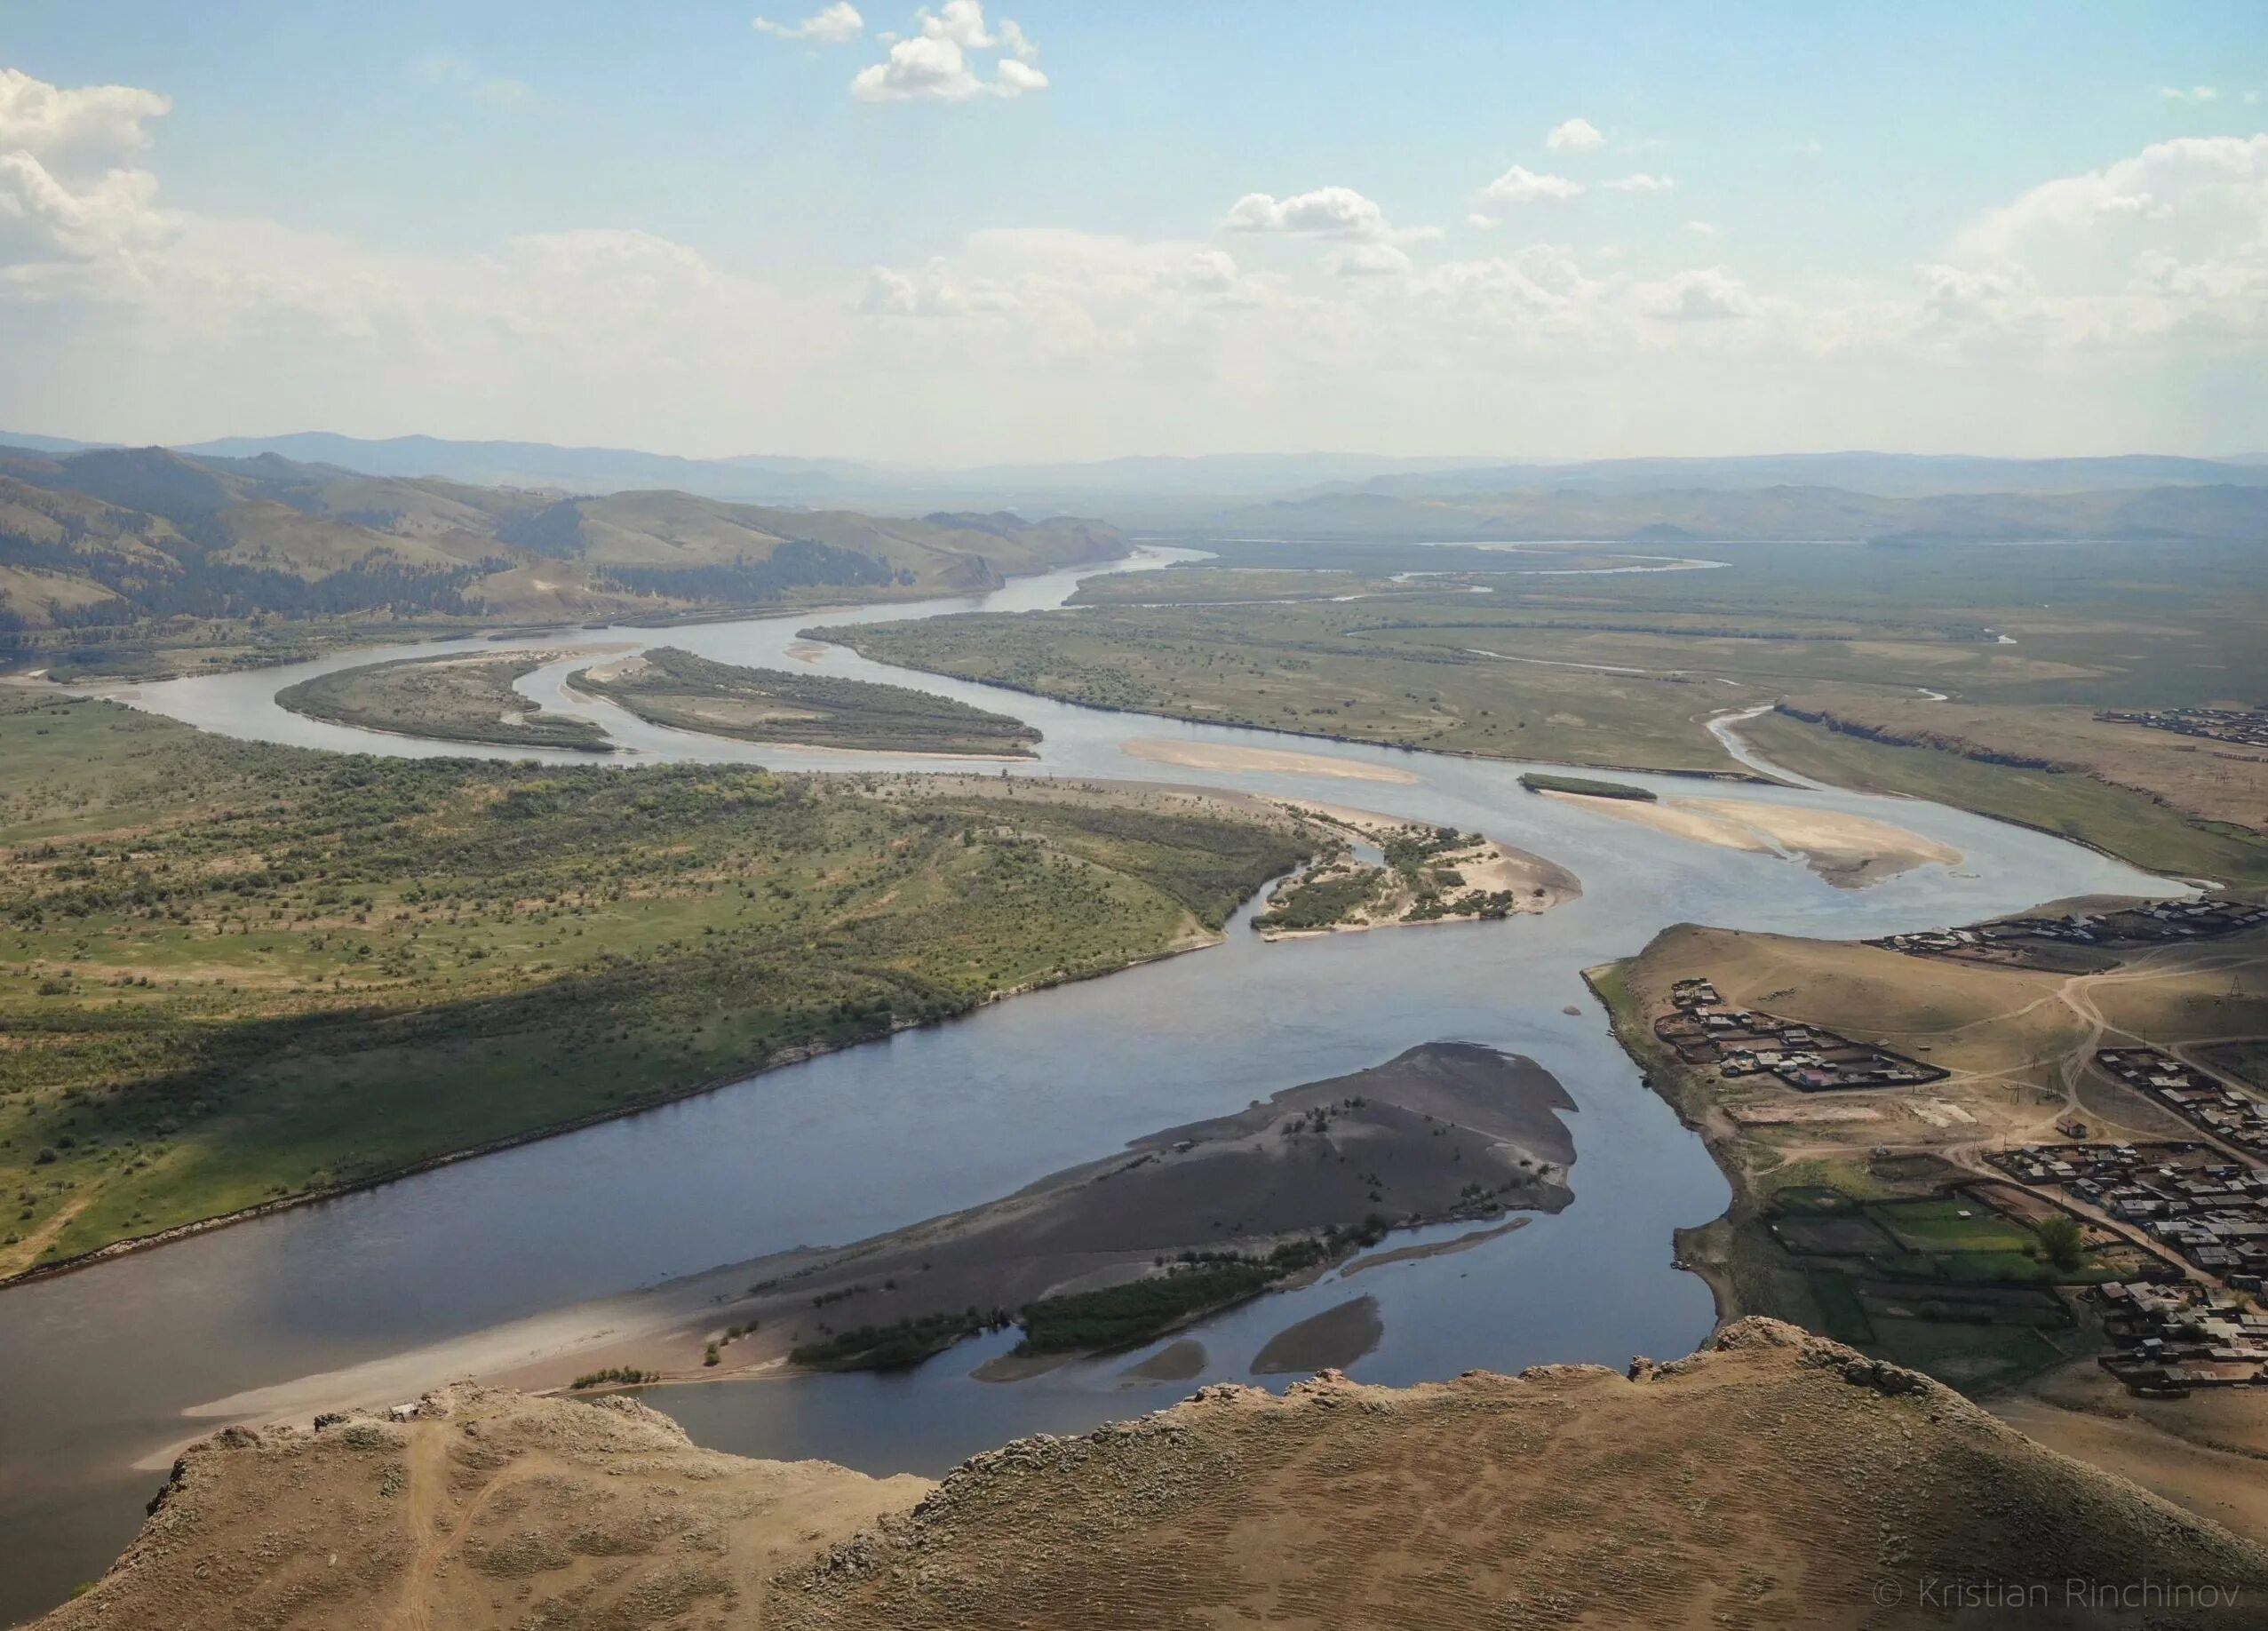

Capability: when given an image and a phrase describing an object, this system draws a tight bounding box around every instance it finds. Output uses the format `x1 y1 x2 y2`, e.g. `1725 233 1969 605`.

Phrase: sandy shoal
1120 737 1420 784
1540 789 1959 887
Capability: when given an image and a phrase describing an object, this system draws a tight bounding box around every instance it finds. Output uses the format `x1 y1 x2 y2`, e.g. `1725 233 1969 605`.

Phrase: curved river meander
0 550 2182 1620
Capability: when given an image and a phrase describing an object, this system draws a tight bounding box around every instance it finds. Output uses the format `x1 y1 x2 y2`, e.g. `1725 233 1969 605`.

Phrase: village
1652 965 2268 1396
1866 895 2268 966
2096 1047 2268 1163
2096 704 2268 750
1984 1141 2268 1391
1658 978 1948 1091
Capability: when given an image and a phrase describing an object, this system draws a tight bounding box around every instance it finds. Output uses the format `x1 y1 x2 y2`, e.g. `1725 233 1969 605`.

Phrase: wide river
0 550 2179 1622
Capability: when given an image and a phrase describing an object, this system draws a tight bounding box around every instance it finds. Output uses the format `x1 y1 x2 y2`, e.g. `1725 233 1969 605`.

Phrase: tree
2037 1214 2085 1273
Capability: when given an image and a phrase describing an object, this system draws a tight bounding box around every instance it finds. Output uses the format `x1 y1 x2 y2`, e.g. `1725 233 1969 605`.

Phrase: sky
3 1 2266 465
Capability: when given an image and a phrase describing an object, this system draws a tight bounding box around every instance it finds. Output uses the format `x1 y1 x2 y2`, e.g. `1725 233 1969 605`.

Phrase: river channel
0 549 2180 1622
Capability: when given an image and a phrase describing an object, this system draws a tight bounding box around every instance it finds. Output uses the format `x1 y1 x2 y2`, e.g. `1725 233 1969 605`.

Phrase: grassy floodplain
820 603 1761 776
276 648 615 752
830 537 2268 881
569 646 1040 756
0 690 1312 1277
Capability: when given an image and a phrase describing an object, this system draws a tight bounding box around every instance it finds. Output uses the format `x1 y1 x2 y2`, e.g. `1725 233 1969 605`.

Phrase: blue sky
4 3 2265 460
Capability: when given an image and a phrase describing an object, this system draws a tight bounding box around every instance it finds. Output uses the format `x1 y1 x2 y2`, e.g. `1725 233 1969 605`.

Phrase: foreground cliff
37 1320 2268 1630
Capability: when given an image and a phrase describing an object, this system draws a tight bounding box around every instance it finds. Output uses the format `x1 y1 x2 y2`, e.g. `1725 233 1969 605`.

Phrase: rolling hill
0 443 1125 658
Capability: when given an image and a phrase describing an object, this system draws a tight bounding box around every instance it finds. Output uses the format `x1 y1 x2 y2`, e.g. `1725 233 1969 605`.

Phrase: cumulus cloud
753 4 865 44
1685 219 1720 235
0 68 177 271
1603 172 1676 194
1224 186 1389 241
2159 85 2219 103
1914 134 2268 347
0 67 170 160
1545 117 1604 154
848 4 1044 100
1469 164 1584 225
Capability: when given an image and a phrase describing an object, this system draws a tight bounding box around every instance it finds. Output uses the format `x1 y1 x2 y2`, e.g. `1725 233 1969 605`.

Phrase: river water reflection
0 550 2180 1622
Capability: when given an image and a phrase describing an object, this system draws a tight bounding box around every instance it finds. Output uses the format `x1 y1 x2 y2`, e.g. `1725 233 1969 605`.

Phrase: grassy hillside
0 447 1125 679
0 692 1309 1276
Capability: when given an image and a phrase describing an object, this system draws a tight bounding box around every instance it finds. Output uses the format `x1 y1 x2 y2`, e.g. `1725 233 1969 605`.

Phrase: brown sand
1120 736 1421 784
1541 788 1960 887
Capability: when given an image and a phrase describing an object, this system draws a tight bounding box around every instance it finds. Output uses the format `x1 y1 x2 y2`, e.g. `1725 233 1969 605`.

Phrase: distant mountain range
1202 481 2268 544
10 431 2264 511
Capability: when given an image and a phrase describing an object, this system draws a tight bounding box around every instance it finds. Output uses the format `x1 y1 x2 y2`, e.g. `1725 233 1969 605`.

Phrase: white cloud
1545 117 1604 154
0 68 176 270
1325 241 1412 278
1642 267 1760 322
753 4 865 44
0 67 170 161
1469 164 1584 224
2159 85 2219 104
1684 219 1719 235
1603 172 1675 194
1224 186 1389 241
919 1 994 46
848 4 1044 100
5 71 2264 463
412 52 534 110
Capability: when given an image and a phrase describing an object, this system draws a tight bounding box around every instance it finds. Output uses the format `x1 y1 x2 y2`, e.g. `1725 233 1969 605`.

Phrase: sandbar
1120 737 1420 784
1250 1295 1384 1374
1540 789 1960 887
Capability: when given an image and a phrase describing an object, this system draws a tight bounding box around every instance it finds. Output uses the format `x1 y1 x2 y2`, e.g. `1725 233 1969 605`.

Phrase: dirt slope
36 1319 2268 1630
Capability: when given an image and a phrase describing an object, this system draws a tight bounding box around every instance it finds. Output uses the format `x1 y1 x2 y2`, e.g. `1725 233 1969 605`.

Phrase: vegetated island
1518 770 1657 800
568 646 1041 757
275 648 616 752
0 692 1315 1279
1255 803 1581 937
47 1323 2268 1631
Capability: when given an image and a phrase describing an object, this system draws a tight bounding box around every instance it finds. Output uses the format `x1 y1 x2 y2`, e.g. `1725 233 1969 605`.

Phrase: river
0 549 2180 1623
